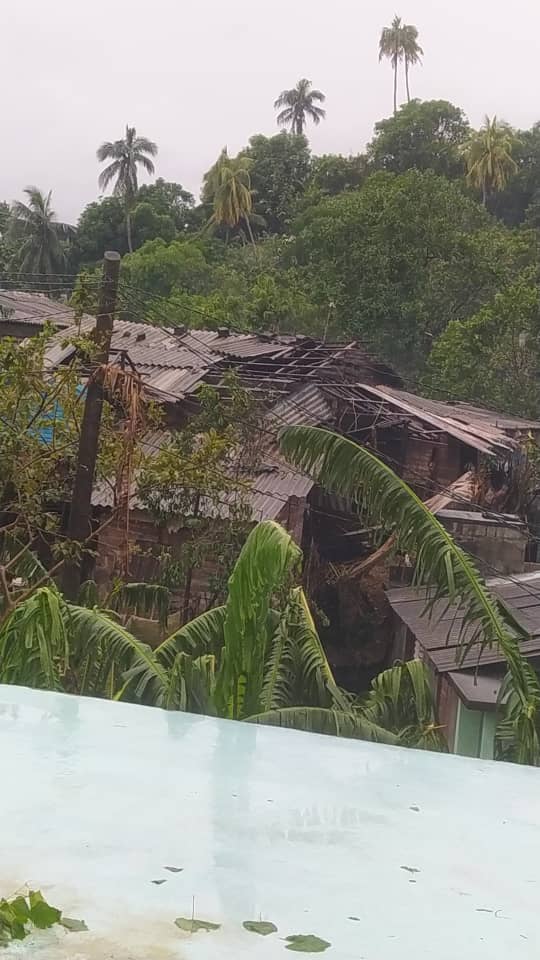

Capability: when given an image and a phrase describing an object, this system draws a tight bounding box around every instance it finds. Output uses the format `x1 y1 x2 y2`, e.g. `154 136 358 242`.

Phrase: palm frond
0 587 67 690
245 706 401 744
109 582 171 628
155 606 226 669
98 161 122 193
165 652 217 713
362 660 445 750
215 520 302 719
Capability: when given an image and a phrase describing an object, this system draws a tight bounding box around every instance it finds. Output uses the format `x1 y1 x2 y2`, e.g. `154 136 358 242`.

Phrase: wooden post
62 251 121 599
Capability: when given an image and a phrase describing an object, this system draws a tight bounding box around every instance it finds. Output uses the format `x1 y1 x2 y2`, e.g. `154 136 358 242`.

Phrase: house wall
93 497 307 614
401 436 467 495
440 514 527 575
437 674 459 751
0 322 44 339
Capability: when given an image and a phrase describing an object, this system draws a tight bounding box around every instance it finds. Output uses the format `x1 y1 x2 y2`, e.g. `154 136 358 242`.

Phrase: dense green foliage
289 169 530 373
424 271 540 416
367 100 469 176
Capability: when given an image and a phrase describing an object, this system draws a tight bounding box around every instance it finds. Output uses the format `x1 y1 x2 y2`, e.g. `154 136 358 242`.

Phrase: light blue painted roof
1 684 539 959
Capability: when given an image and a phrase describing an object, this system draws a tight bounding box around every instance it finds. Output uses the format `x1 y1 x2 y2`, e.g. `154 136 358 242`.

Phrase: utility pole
62 251 121 599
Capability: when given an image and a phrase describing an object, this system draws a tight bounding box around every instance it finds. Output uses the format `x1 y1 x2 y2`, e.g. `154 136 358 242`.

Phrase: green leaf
243 920 277 935
8 897 30 924
215 520 302 719
175 917 221 933
285 934 331 952
27 890 61 929
61 917 88 932
164 866 183 873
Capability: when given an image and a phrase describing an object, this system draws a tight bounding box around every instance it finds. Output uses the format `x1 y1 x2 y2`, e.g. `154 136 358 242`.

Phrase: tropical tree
367 100 469 177
402 23 423 102
8 187 72 278
0 520 442 748
278 425 540 765
464 116 519 206
97 126 158 253
205 148 258 247
274 79 326 136
379 15 404 114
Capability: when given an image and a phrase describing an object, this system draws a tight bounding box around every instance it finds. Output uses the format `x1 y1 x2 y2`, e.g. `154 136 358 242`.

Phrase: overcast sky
3 0 539 223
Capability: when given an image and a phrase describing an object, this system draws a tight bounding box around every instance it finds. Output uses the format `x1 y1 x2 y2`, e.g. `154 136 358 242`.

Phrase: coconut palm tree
274 79 326 136
464 116 519 206
97 126 158 253
279 425 540 765
8 187 72 278
402 22 423 102
379 15 404 114
206 148 258 247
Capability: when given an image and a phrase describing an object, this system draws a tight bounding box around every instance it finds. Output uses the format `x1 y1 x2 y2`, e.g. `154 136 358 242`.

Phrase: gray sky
4 0 540 223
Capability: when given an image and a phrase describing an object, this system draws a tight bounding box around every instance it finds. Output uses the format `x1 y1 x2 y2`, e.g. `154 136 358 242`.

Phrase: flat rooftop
1 685 539 959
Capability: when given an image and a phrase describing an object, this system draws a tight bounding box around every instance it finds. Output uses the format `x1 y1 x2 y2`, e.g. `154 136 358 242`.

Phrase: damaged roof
43 315 399 400
325 383 540 456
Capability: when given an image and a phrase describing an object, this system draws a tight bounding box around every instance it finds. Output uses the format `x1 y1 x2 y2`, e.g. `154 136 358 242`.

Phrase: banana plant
279 425 540 764
0 519 441 750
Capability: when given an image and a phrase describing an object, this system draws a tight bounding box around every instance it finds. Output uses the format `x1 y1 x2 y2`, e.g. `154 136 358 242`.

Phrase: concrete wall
439 511 527 575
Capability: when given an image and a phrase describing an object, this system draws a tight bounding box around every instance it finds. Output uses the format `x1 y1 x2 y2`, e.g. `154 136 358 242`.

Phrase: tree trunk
405 58 410 102
393 61 398 114
244 214 258 255
126 209 133 253
182 494 200 625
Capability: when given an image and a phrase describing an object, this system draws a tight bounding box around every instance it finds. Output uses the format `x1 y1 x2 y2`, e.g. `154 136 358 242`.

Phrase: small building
0 290 75 338
388 551 540 760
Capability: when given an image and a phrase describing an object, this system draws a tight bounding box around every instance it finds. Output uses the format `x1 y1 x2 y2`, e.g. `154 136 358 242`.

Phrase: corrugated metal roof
387 571 540 673
0 290 74 327
92 426 313 521
268 384 334 428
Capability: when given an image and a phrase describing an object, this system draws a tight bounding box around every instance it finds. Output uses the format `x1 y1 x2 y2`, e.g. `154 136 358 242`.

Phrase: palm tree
97 126 158 253
464 116 519 206
206 148 258 248
279 425 540 765
274 79 326 136
379 15 404 114
8 187 72 277
402 22 423 102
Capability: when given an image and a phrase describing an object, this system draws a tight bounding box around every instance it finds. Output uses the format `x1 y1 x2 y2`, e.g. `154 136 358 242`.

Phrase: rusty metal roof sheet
387 571 540 673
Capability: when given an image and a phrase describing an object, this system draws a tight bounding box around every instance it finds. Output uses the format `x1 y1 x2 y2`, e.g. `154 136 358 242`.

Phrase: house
3 683 540 959
0 290 75 338
387 510 540 760
40 301 540 683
